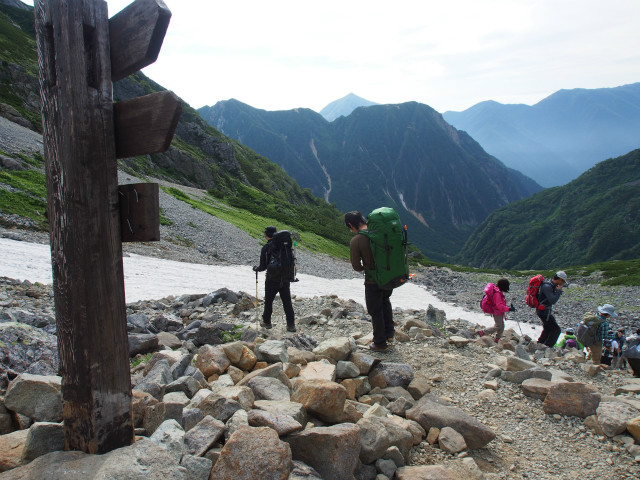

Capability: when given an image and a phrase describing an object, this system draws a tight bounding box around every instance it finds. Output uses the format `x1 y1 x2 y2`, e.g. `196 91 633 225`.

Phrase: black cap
264 226 277 237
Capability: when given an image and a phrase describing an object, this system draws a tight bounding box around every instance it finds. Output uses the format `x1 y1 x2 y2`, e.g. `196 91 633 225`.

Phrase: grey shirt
538 279 562 309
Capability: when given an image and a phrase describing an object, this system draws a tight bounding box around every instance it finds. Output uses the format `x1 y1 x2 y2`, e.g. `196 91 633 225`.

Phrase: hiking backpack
359 207 409 290
267 230 297 283
565 338 578 349
480 284 496 314
525 274 545 310
575 314 604 347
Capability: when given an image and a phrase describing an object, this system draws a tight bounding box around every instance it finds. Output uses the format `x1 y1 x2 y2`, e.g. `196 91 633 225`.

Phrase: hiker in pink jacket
478 278 515 342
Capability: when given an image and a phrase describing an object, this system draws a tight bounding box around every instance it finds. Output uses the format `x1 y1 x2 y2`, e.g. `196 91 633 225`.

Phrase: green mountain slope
455 149 640 269
0 2 351 250
199 99 542 261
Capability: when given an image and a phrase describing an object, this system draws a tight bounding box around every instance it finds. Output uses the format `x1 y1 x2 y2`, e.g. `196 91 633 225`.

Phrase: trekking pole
255 270 259 322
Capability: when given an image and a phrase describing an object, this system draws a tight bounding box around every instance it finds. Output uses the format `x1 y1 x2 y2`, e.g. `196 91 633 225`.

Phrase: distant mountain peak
319 93 378 122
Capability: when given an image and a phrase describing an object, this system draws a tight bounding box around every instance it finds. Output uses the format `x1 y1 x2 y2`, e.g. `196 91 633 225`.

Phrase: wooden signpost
33 0 181 453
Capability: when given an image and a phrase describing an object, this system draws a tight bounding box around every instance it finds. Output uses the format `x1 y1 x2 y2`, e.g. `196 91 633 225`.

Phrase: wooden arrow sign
114 90 182 158
109 0 171 82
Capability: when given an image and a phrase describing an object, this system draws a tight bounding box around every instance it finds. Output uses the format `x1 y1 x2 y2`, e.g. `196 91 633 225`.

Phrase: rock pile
1 277 640 479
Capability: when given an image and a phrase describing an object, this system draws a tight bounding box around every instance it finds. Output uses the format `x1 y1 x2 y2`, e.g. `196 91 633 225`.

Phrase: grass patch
159 208 172 226
131 352 153 368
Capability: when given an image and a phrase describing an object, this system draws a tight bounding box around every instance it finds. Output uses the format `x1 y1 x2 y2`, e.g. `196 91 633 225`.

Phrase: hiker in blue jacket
536 271 568 347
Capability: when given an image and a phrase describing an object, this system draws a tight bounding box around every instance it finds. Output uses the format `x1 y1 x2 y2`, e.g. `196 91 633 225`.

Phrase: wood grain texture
34 0 133 454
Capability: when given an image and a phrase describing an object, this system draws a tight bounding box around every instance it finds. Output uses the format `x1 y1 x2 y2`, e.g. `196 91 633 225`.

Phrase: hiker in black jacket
253 226 296 332
536 271 568 347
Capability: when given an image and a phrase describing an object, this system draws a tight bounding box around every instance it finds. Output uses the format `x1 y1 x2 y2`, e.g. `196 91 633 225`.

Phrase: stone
0 429 28 472
180 454 213 479
596 402 640 437
128 333 159 356
247 376 291 402
312 337 352 361
131 390 159 427
165 375 200 398
253 400 308 426
291 379 347 424
184 414 225 456
483 380 498 391
582 363 601 377
501 367 552 384
1 437 185 478
406 395 496 449
225 409 249 441
388 397 414 417
476 389 496 402
289 460 323 479
438 426 467 454
615 384 640 396
256 340 289 364
5 373 62 422
156 331 182 349
283 363 301 379
628 416 640 442
521 378 553 401
20 422 64 463
149 419 185 462
543 382 601 418
427 427 440 445
395 465 461 479
237 363 283 387
209 425 292 480
299 360 337 382
357 416 413 464
350 353 380 375
143 402 184 436
407 375 431 400
236 345 258 371
376 458 397 478
368 363 414 389
584 415 606 436
197 393 242 423
181 407 204 432
216 386 255 411
222 341 245 364
505 356 538 371
144 359 174 386
337 360 361 379
195 344 230 378
284 423 360 480
448 336 471 347
247 409 303 436
382 445 405 467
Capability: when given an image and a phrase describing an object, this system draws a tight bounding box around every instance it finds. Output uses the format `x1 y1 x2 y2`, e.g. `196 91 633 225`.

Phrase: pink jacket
484 283 509 316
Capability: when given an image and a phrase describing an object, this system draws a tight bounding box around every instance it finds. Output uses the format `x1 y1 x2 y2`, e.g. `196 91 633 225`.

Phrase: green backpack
359 207 410 289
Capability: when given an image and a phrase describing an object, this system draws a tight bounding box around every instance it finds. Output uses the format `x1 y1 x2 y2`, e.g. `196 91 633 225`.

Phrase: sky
20 0 640 113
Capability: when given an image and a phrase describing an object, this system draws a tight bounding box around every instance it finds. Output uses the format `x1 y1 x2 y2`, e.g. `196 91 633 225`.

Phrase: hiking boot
477 330 485 337
387 337 394 343
286 326 297 333
260 321 272 330
368 342 388 352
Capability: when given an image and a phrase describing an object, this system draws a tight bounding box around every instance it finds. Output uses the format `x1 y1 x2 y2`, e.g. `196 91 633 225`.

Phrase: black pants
365 283 394 347
263 280 294 327
627 358 640 378
536 308 561 347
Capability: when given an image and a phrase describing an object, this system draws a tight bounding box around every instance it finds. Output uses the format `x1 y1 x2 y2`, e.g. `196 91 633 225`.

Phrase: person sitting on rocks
554 328 583 351
621 327 640 377
477 278 515 343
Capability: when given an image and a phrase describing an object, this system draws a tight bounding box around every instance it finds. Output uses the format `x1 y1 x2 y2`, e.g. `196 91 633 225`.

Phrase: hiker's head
553 270 569 287
264 226 277 239
597 304 617 319
496 278 510 292
566 328 575 335
616 328 625 337
344 211 366 232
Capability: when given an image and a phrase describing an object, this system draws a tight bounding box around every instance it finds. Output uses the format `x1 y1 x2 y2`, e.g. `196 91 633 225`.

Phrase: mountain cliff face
443 83 640 188
455 149 640 269
199 99 542 260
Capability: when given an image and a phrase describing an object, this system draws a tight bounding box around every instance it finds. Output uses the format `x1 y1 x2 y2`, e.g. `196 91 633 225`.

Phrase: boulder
247 376 291 402
195 345 230 378
20 422 65 463
284 423 360 480
156 332 182 349
0 437 185 478
216 386 255 411
149 419 185 462
236 345 258 371
256 340 289 364
289 461 323 479
128 333 159 356
253 400 307 426
368 363 414 389
349 353 380 375
312 337 352 361
248 409 303 436
356 416 413 464
180 454 212 479
501 367 552 384
407 375 431 400
395 465 462 479
406 395 496 449
596 402 640 437
438 426 467 454
542 383 601 418
144 359 173 386
336 361 360 379
237 363 283 386
209 425 292 480
627 416 640 443
521 378 553 401
291 380 347 424
615 384 640 396
183 415 225 456
5 373 62 422
299 360 337 382
221 341 244 365
505 356 538 371
0 429 28 472
197 393 242 423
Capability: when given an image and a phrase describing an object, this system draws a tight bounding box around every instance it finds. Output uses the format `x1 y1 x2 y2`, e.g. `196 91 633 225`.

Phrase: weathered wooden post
33 0 180 453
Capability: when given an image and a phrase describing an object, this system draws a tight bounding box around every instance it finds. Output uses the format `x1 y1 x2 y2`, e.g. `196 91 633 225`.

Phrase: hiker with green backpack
344 208 409 352
576 304 617 366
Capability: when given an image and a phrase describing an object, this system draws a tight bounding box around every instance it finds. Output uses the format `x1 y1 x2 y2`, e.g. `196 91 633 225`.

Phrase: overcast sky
22 0 640 113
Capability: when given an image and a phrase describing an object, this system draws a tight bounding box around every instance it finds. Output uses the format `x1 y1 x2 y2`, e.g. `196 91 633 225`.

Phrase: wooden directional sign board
34 0 180 453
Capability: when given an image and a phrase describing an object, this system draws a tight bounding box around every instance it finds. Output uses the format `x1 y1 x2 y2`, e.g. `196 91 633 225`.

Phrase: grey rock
5 373 62 422
183 415 225 456
21 422 64 463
